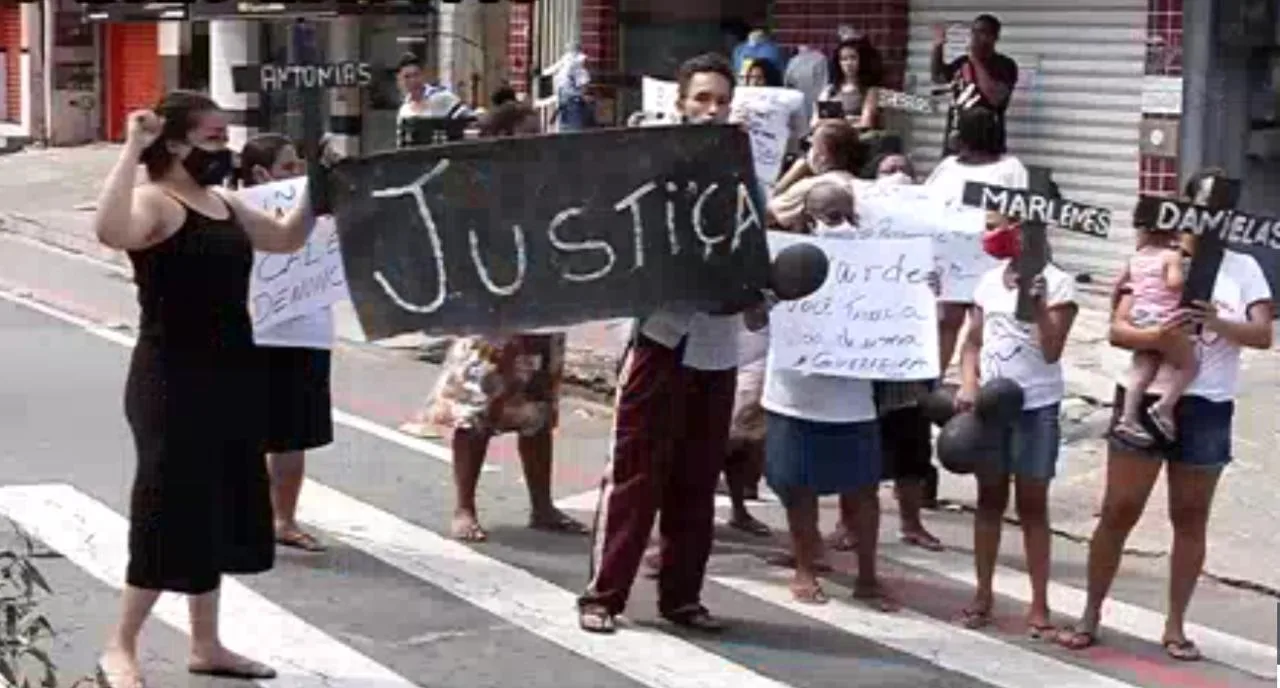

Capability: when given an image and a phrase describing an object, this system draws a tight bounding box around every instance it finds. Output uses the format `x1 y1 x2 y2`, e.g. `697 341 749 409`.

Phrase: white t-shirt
972 261 1078 410
760 230 877 424
924 155 1030 205
1124 250 1272 403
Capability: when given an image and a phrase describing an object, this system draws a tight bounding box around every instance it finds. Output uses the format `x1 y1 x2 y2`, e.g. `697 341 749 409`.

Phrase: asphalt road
0 234 1274 688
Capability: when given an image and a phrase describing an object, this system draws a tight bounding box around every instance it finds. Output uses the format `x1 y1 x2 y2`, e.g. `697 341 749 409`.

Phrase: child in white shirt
956 214 1078 636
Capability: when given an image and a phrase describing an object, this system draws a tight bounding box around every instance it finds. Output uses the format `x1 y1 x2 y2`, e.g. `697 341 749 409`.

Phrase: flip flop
728 515 772 537
96 662 145 688
901 531 944 551
1027 623 1057 641
529 511 589 535
188 659 277 679
275 529 326 552
1055 625 1099 650
854 585 901 613
1163 639 1203 661
1145 405 1178 445
827 530 857 552
451 520 488 543
1110 423 1155 449
579 606 617 634
955 607 993 629
765 553 832 572
789 583 829 605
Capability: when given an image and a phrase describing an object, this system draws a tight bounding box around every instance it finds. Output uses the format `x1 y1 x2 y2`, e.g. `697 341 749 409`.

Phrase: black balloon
974 377 1024 426
918 385 958 427
936 411 1002 475
771 242 829 301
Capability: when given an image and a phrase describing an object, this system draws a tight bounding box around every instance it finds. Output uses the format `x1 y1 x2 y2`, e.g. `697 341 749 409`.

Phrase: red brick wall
506 3 532 94
772 0 910 90
581 0 618 73
1140 0 1182 196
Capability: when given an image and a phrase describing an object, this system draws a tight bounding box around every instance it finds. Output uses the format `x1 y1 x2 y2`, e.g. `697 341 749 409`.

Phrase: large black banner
329 125 772 339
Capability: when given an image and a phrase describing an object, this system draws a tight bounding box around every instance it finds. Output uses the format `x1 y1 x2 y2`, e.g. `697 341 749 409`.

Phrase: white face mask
877 171 914 186
813 219 856 236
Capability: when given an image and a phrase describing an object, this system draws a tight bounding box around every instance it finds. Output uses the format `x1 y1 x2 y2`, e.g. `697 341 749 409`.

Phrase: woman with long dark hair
236 132 334 553
812 37 884 131
91 91 314 686
408 101 588 542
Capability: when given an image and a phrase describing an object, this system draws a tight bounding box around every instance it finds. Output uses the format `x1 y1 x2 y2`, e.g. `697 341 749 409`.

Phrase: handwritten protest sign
767 232 940 380
641 77 802 191
241 177 348 336
852 181 994 302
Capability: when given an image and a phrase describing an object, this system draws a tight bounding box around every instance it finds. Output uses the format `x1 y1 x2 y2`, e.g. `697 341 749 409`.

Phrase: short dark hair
236 132 293 189
743 58 783 87
813 120 868 174
974 13 1001 37
138 90 221 180
397 52 423 72
955 106 1003 155
491 84 517 107
675 53 735 98
479 101 538 138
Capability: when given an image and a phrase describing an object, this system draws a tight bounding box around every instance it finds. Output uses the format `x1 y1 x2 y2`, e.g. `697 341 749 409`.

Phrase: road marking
0 286 495 472
297 479 793 688
0 483 419 688
713 567 1140 688
884 545 1276 680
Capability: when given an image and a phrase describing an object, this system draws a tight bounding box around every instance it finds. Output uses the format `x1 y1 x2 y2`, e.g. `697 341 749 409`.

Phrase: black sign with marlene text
962 182 1113 238
327 125 772 339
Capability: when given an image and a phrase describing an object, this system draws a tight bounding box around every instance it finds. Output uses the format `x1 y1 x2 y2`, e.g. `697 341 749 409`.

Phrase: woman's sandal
188 659 277 680
789 582 829 605
275 528 326 552
96 662 145 688
1055 625 1099 650
578 605 617 634
529 510 589 535
1163 639 1203 661
728 514 772 537
1111 422 1155 449
955 607 993 630
1145 405 1178 445
1026 623 1057 641
901 531 945 552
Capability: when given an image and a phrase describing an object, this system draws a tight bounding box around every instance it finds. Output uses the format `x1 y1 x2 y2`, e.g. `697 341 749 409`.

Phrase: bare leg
187 588 275 676
1058 449 1161 649
785 490 826 603
99 586 161 687
268 451 323 550
451 428 491 541
1162 463 1221 659
827 493 858 551
937 303 968 374
1120 352 1161 426
726 442 770 536
520 430 587 533
1014 477 1052 632
896 479 942 550
850 486 899 611
961 475 1009 628
1151 338 1198 426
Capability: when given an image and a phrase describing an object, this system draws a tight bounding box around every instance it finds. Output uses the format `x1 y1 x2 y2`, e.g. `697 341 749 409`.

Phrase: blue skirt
764 411 883 505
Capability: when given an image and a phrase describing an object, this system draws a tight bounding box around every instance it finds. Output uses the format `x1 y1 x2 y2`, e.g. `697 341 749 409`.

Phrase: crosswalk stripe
884 546 1277 680
297 479 795 688
0 483 420 688
713 567 1141 688
0 287 497 472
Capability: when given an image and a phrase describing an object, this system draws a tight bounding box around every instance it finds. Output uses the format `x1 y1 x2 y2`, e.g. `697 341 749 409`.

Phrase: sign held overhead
232 62 374 93
962 182 1113 238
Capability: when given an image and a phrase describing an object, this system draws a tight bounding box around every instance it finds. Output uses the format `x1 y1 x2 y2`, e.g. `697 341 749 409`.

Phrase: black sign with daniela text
1132 195 1280 252
327 125 772 339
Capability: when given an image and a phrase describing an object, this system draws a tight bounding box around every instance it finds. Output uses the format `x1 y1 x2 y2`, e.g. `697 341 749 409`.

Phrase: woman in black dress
91 91 315 687
236 133 334 552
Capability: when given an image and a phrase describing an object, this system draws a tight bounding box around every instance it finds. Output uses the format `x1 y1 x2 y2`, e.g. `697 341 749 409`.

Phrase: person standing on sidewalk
578 53 763 634
930 14 1018 155
92 92 316 687
234 133 334 553
1057 170 1274 660
954 212 1078 637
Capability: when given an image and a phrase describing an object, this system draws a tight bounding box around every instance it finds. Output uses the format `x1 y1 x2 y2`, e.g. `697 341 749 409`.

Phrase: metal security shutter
904 0 1146 281
0 4 20 123
104 23 160 141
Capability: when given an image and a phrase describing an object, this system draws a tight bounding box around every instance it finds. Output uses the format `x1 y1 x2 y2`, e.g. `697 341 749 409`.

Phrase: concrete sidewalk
4 144 1279 594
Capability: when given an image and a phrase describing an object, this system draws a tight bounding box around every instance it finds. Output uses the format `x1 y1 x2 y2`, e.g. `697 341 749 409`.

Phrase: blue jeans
988 403 1062 481
1108 385 1233 472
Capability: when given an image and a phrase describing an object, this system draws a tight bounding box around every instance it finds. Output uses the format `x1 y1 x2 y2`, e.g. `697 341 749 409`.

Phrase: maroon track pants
578 335 736 615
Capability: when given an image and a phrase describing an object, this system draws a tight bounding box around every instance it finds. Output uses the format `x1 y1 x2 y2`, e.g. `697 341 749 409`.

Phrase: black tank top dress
123 195 274 594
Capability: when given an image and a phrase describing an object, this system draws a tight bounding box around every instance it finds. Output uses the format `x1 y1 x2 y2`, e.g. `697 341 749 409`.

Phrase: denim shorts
1108 385 1233 472
764 411 883 507
985 403 1061 481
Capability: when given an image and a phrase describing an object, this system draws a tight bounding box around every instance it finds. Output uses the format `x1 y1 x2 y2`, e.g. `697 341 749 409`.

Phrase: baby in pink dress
1113 230 1198 447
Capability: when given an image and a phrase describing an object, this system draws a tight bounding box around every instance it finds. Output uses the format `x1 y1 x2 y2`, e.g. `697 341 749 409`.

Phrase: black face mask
182 146 234 186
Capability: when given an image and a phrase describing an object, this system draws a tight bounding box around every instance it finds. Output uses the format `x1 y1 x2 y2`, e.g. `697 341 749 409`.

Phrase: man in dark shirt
931 14 1018 153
